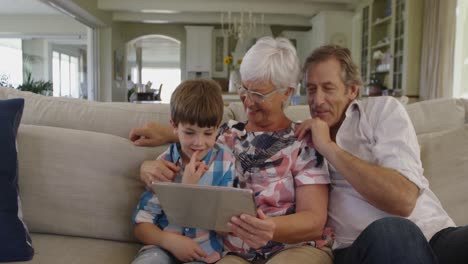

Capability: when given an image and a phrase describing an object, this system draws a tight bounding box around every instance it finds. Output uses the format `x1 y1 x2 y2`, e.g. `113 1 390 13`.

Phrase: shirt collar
344 99 362 118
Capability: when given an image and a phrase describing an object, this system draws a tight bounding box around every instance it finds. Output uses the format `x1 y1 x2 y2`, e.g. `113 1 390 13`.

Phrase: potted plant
18 72 53 95
224 55 242 93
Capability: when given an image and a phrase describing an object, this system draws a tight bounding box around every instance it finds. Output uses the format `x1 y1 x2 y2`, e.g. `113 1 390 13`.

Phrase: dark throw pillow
0 98 34 262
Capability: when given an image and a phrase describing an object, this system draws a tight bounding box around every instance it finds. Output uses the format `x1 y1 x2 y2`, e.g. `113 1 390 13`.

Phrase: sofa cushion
3 233 141 264
418 124 468 225
3 87 235 138
0 98 34 262
17 124 166 242
406 98 466 135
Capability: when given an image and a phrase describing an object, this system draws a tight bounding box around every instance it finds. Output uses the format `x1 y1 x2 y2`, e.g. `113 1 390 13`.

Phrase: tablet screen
151 182 257 232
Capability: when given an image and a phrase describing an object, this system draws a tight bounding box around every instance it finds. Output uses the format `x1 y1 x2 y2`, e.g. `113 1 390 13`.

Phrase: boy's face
172 122 218 162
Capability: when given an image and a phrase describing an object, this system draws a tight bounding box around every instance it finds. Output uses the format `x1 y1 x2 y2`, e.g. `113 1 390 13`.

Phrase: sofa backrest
1 87 235 139
4 86 466 136
405 97 467 135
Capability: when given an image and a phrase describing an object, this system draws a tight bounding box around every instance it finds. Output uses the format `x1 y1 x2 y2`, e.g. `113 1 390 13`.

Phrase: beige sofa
1 86 467 263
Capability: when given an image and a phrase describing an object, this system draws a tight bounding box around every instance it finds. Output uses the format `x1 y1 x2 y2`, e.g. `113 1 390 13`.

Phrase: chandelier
220 11 264 42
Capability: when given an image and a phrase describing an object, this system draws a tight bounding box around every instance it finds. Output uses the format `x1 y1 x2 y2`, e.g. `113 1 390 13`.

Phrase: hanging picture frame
113 49 124 81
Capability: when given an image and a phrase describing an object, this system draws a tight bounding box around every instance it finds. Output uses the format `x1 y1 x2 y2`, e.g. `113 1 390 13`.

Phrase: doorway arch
126 35 181 102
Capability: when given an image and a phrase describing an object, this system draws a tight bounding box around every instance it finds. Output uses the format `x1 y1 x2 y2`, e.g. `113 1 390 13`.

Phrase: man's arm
296 117 419 217
321 142 418 216
129 122 178 146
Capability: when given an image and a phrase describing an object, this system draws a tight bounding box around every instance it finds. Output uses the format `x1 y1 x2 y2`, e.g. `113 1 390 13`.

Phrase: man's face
305 58 358 130
172 122 218 163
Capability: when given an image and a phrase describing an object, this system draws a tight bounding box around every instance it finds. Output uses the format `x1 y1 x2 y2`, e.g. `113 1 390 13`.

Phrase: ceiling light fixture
141 9 180 14
220 11 264 42
142 20 171 24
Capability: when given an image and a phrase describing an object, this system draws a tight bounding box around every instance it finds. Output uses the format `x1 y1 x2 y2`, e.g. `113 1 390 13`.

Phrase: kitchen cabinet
185 26 213 78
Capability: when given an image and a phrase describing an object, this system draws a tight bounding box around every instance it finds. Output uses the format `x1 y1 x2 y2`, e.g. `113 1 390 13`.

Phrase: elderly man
295 45 468 264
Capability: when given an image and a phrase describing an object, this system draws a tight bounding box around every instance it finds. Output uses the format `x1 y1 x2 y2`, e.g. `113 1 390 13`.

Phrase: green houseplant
18 72 53 95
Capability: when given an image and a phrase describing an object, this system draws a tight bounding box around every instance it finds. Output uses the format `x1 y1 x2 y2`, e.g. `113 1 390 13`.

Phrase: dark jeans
430 225 468 264
334 217 468 264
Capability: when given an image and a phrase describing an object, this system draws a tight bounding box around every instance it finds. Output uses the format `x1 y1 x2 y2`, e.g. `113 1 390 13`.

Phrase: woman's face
239 80 290 128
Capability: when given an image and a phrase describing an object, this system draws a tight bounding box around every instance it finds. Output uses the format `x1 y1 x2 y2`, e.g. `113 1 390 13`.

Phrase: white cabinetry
358 0 422 97
308 11 354 54
185 26 213 79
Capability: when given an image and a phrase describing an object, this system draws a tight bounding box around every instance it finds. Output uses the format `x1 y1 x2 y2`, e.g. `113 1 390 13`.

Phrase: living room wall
116 22 187 82
0 15 87 36
69 0 116 101
67 0 187 102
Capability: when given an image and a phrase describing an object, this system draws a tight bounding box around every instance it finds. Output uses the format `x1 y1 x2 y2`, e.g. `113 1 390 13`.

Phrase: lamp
221 11 264 42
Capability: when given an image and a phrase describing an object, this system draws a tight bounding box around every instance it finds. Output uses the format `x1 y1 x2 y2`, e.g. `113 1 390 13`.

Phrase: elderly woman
129 37 333 264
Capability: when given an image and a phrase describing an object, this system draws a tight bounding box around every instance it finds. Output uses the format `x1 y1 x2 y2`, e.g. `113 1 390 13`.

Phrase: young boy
132 79 235 264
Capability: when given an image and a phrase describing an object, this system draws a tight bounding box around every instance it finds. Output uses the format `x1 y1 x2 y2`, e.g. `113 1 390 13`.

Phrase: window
454 0 468 98
53 51 80 98
0 39 22 87
142 68 181 102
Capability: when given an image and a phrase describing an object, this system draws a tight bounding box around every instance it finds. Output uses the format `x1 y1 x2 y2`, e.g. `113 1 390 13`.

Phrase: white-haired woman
129 37 333 264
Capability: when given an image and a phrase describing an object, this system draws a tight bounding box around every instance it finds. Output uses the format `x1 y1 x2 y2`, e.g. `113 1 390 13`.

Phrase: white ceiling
102 0 356 26
0 0 58 14
0 0 357 26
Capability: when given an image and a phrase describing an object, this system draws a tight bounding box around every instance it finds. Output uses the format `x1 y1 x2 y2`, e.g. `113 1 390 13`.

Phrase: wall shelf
371 70 390 74
372 15 392 26
358 0 423 96
372 42 390 49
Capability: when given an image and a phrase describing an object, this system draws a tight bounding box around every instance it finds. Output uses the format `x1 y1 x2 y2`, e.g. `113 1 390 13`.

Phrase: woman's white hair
240 37 300 103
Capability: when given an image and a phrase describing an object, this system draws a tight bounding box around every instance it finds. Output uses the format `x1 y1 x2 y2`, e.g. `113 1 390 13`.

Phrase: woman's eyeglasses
238 86 277 104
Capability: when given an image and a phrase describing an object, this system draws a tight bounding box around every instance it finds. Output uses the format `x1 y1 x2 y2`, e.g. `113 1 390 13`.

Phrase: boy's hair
170 79 224 127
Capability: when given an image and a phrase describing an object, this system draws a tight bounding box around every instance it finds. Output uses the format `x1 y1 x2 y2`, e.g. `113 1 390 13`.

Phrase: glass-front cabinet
360 6 370 82
358 0 423 99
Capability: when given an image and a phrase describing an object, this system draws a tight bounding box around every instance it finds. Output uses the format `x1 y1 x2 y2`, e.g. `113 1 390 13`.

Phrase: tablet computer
151 182 257 232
